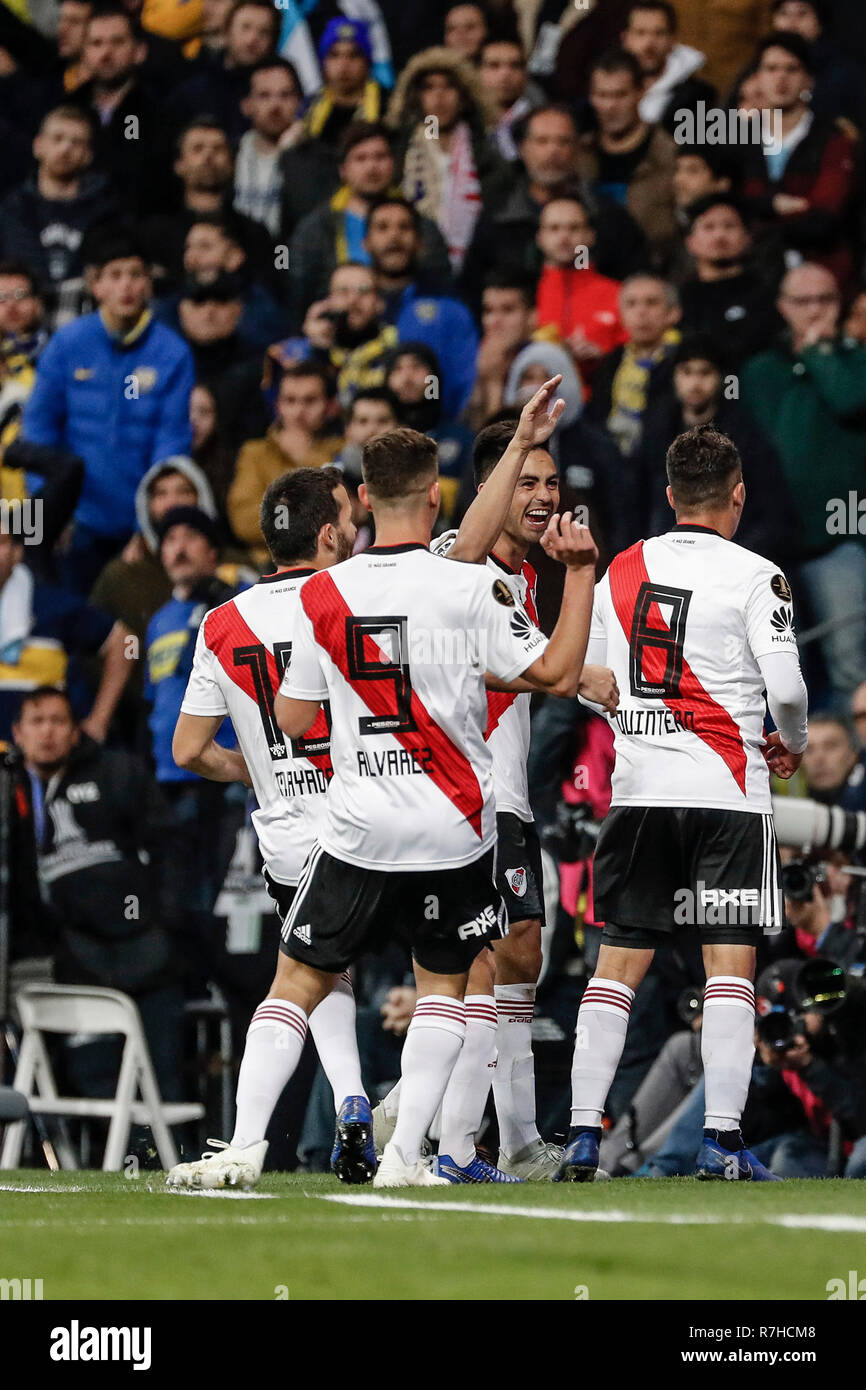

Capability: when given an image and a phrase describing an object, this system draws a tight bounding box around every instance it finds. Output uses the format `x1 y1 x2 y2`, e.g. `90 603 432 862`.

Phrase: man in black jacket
12 685 185 1103
634 333 801 562
0 105 116 327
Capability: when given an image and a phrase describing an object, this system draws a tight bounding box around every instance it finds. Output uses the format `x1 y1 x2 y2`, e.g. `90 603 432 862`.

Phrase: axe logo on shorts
505 867 527 898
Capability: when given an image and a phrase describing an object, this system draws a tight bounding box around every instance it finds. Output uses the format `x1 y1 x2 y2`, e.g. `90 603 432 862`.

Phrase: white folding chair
0 984 204 1171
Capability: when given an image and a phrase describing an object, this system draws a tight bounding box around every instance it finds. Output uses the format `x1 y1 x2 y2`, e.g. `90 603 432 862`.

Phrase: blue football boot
696 1138 781 1181
436 1153 524 1183
331 1096 377 1183
553 1131 600 1182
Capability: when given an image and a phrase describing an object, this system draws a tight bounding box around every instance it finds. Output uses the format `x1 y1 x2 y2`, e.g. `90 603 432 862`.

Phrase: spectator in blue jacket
21 230 195 594
365 195 479 417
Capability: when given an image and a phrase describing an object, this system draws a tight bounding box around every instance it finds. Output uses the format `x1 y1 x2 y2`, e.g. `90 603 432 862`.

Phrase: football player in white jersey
373 422 619 1183
555 424 809 1183
166 466 381 1186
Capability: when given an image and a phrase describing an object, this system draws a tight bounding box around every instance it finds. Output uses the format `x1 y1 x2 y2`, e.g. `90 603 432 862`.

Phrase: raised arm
447 374 566 564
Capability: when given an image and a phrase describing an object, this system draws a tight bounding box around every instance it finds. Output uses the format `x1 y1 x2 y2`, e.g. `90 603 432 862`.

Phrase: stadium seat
0 985 204 1172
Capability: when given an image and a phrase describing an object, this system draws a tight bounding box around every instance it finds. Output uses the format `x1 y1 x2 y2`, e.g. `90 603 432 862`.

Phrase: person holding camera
756 957 866 1178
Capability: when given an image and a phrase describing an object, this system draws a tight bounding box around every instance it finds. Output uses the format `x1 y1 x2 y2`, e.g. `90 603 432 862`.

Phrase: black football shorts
592 805 783 948
279 846 508 974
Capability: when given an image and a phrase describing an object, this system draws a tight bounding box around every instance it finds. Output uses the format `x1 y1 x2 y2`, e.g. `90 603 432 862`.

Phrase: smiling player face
501 448 559 551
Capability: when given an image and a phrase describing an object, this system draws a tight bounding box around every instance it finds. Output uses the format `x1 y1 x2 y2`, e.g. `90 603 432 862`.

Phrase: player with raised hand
374 423 619 1183
555 424 809 1183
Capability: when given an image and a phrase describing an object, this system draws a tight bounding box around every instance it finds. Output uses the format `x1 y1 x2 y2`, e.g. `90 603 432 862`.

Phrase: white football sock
309 971 366 1112
438 995 498 1166
390 996 466 1166
570 977 634 1128
493 982 539 1157
231 998 308 1148
702 976 755 1132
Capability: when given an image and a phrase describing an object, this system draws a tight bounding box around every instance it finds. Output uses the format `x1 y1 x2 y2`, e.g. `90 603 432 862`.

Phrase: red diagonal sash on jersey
301 571 484 838
608 542 747 795
204 601 332 772
485 560 538 740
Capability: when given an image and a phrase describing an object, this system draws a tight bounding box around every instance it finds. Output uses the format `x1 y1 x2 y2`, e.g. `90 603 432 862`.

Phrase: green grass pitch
2 1170 866 1300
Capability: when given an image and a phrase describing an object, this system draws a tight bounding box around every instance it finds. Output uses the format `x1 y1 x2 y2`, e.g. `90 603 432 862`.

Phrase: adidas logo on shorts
292 922 312 945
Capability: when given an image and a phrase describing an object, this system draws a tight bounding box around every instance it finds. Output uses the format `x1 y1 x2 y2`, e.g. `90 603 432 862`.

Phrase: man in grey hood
621 1 716 135
89 456 221 693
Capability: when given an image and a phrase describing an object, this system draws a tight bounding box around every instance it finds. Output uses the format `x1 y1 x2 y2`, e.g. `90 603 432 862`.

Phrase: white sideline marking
319 1193 866 1234
167 1189 277 1199
0 1184 94 1194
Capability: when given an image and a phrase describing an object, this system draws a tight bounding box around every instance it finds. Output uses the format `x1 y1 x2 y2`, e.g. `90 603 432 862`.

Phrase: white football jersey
278 543 549 870
586 526 801 814
432 532 537 822
180 569 332 885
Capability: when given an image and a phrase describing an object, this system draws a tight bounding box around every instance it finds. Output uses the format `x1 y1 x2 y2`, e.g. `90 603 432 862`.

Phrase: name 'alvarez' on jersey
278 542 549 871
432 529 538 823
180 568 332 886
586 525 800 814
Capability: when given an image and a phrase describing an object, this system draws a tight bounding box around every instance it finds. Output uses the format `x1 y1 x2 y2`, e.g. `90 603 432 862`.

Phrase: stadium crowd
2 0 866 1178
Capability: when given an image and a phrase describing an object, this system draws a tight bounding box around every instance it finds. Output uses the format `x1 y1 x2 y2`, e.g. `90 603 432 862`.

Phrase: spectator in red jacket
736 33 861 291
534 193 626 389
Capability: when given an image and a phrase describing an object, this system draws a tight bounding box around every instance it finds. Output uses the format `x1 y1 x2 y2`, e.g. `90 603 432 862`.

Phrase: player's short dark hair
14 686 76 723
246 56 301 95
473 421 516 486
482 267 537 305
86 3 137 32
590 47 644 87
625 0 677 31
361 428 438 503
366 194 420 231
665 425 742 510
480 34 525 59
338 119 392 162
348 386 399 419
260 465 345 565
0 260 42 296
755 30 815 74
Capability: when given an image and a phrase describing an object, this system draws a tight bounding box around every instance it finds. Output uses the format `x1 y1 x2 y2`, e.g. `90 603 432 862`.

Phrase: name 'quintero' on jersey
278 543 549 871
432 530 538 823
180 569 332 886
588 526 798 814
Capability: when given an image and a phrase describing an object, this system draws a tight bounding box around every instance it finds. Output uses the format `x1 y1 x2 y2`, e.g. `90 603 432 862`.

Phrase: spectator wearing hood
384 342 473 524
286 120 451 321
620 1 716 136
278 18 386 230
386 45 508 274
90 455 221 677
502 339 632 564
0 105 117 330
